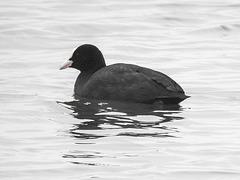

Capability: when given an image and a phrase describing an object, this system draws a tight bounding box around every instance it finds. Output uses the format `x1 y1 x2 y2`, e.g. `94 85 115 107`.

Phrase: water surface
1 0 240 179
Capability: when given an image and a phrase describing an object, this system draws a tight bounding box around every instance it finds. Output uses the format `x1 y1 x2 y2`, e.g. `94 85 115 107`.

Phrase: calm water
1 0 240 179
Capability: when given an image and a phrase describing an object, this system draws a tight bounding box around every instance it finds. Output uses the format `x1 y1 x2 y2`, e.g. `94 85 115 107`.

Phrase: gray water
1 0 240 179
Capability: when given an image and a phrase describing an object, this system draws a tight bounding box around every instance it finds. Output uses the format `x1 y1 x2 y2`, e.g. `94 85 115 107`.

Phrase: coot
60 44 189 104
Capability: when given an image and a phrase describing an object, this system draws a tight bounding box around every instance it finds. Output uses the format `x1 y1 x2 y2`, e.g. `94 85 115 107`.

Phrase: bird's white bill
59 60 73 70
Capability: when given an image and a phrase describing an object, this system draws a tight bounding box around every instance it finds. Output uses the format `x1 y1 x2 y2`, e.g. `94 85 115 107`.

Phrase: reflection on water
58 99 184 139
58 99 185 165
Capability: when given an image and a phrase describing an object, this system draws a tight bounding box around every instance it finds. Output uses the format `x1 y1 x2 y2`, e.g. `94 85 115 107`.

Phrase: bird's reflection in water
58 98 184 139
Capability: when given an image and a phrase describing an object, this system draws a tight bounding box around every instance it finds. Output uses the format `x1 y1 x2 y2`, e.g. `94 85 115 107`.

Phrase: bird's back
79 63 188 104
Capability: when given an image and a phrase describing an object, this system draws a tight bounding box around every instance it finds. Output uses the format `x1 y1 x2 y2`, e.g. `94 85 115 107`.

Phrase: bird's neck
74 71 94 96
74 61 106 96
